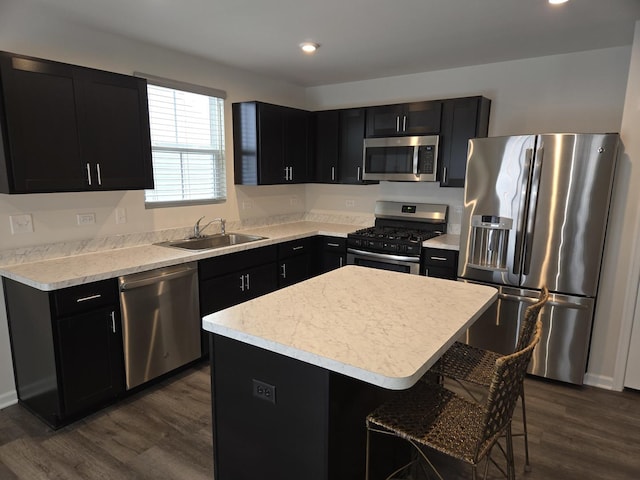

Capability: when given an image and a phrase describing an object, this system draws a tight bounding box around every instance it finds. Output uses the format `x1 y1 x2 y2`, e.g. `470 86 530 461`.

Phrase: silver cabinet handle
357 166 361 182
281 263 287 278
396 116 400 132
331 166 335 181
86 163 92 186
327 243 340 247
284 167 288 181
402 115 407 132
96 163 102 185
339 257 343 267
245 273 250 290
442 166 448 184
76 294 101 303
240 274 245 292
110 311 116 333
430 256 448 261
289 166 293 181
292 245 304 251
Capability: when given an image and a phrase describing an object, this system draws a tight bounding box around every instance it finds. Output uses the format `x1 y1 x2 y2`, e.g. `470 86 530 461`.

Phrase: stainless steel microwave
362 135 439 182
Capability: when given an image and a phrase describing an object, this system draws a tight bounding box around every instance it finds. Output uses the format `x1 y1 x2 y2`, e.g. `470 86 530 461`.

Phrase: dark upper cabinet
339 108 370 184
233 101 311 185
439 96 491 188
365 101 442 137
314 110 340 183
0 51 153 194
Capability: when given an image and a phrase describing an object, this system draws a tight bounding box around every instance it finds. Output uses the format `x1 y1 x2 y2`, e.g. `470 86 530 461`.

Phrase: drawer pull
76 294 102 303
327 243 340 247
293 246 304 251
430 256 448 261
110 311 116 333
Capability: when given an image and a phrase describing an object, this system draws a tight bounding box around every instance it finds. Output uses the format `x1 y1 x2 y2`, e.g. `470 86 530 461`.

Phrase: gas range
347 201 448 274
347 226 441 256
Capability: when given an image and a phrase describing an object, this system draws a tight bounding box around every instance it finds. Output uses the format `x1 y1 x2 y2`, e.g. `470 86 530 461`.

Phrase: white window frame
136 73 227 208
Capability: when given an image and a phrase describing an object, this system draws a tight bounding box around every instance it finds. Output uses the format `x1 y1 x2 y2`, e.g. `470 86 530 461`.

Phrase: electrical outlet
252 379 276 404
345 200 355 207
115 208 127 224
77 213 96 226
9 214 34 234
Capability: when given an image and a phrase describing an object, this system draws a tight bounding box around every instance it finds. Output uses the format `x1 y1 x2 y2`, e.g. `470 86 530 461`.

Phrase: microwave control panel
417 145 436 174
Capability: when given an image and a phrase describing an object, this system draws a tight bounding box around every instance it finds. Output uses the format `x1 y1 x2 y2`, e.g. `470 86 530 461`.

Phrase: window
138 73 227 207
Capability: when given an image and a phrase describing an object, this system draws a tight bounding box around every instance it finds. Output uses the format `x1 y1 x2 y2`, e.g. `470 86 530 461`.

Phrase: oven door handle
347 248 420 264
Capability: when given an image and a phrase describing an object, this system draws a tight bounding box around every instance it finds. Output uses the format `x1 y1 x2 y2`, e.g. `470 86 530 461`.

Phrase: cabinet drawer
199 245 277 280
53 279 119 317
278 237 314 259
422 248 458 268
319 236 346 251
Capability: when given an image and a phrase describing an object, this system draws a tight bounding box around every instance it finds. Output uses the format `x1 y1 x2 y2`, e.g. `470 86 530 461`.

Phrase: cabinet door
200 263 277 315
0 53 87 192
318 236 346 274
257 103 285 184
365 104 404 137
279 254 311 288
56 306 124 417
440 97 491 187
339 108 367 184
75 69 153 190
314 110 340 183
404 101 442 135
284 107 310 183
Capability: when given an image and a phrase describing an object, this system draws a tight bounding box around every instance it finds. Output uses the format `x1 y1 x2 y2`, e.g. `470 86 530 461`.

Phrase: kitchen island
202 266 496 480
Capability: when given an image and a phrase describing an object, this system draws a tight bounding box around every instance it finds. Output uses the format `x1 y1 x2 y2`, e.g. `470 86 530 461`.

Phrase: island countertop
203 265 497 390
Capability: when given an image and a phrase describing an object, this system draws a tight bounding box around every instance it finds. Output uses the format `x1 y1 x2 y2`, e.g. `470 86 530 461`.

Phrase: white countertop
0 221 360 291
203 266 497 390
423 234 460 251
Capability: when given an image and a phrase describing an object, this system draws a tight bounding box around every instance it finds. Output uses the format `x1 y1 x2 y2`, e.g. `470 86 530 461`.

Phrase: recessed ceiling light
549 0 569 4
300 42 320 54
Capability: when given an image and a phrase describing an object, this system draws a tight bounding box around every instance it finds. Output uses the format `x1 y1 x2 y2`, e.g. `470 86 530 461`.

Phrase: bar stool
365 320 543 480
427 286 549 472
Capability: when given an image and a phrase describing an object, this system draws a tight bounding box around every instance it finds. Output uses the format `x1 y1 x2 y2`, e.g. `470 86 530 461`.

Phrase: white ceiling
29 0 640 87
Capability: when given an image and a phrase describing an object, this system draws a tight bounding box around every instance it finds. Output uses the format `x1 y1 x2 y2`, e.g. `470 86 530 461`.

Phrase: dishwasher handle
119 266 196 291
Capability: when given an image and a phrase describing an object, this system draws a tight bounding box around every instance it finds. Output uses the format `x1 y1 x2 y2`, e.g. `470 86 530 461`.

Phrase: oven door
347 249 420 275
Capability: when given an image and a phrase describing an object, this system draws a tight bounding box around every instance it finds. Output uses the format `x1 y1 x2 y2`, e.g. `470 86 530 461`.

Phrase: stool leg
521 386 532 472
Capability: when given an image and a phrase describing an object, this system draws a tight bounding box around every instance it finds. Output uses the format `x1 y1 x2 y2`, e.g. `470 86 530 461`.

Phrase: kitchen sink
155 233 267 251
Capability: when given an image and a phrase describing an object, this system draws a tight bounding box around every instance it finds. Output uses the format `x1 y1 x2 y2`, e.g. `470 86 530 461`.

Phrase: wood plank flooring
0 362 639 479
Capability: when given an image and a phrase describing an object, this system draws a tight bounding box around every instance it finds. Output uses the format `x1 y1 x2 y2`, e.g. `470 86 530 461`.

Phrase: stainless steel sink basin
155 233 267 251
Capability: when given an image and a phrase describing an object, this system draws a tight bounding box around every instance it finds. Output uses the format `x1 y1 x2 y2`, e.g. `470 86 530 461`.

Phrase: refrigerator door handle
498 292 541 304
523 146 544 275
513 147 534 275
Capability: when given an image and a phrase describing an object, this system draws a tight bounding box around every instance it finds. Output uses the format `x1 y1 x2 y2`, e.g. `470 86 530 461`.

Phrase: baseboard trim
0 390 18 410
584 372 618 391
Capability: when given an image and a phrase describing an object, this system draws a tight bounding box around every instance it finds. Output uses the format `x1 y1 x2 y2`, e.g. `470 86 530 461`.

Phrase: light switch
10 214 34 234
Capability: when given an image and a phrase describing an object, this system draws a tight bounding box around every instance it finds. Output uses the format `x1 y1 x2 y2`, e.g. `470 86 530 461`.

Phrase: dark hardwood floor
1 363 639 479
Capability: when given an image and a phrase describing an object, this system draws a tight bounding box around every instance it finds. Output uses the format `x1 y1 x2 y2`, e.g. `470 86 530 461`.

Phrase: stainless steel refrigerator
458 133 619 384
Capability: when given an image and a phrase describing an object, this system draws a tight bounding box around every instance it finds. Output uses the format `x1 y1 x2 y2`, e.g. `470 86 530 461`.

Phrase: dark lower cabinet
3 277 124 428
317 236 346 274
199 245 278 316
278 237 314 288
421 247 459 279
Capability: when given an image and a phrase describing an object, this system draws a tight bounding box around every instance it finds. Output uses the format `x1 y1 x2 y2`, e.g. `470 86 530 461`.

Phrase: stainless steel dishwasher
118 262 200 390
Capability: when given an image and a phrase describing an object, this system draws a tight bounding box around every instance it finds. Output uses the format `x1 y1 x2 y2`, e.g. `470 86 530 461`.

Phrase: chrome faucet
193 216 226 238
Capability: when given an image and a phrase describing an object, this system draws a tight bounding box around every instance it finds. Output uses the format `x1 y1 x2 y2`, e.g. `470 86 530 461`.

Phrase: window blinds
140 75 227 207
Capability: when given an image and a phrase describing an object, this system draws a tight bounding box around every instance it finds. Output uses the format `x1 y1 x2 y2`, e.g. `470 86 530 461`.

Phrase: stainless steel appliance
119 262 201 390
362 135 439 182
347 201 447 274
458 133 619 384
